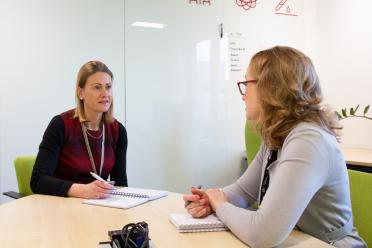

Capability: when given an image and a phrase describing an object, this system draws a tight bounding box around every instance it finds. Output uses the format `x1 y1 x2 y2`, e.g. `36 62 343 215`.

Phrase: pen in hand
184 185 202 207
90 172 115 185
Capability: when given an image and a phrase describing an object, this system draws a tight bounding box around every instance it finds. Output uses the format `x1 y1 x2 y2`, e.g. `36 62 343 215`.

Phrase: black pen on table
184 185 202 207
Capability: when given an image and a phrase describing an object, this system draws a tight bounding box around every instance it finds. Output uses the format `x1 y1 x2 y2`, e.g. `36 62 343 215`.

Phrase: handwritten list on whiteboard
227 32 248 74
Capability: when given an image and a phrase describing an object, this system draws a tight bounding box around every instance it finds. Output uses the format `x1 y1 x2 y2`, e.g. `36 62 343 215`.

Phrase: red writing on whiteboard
236 0 257 11
275 0 298 16
189 0 211 5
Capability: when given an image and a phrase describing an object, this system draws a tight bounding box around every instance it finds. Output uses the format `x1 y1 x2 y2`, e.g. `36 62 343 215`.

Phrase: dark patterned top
259 150 277 204
31 109 127 196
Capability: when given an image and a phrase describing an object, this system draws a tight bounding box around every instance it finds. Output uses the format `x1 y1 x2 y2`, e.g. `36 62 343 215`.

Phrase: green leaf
342 108 347 117
364 105 370 115
350 108 355 115
354 104 360 113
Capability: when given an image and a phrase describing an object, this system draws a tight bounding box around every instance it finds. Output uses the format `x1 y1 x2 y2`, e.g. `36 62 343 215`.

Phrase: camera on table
109 221 149 248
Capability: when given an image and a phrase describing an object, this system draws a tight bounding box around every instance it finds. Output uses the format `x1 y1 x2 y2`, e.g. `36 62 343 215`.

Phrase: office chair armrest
3 191 25 199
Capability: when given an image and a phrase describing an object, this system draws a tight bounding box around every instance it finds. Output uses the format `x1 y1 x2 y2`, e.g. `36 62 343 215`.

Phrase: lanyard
81 122 105 176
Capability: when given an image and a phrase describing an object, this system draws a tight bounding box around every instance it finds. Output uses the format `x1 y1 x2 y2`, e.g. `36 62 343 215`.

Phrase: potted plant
336 105 371 120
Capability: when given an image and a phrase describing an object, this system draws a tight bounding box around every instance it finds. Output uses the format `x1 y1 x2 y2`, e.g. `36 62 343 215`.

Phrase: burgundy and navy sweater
31 109 128 196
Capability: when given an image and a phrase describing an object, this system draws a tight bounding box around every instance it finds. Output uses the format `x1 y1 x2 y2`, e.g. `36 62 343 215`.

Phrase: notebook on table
169 213 229 233
83 187 168 209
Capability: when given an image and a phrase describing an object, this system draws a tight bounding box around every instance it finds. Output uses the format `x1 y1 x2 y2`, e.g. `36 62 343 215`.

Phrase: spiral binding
179 221 226 229
111 190 149 199
178 227 229 233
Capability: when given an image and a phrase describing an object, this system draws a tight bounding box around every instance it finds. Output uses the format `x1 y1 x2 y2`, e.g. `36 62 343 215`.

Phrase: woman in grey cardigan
183 46 366 248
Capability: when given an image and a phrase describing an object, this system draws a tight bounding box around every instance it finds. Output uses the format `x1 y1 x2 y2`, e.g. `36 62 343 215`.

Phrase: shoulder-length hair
73 60 115 123
249 46 341 149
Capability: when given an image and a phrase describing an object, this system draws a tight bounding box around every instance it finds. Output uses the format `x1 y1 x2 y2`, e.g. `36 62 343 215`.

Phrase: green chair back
14 156 36 196
245 121 261 165
348 169 372 247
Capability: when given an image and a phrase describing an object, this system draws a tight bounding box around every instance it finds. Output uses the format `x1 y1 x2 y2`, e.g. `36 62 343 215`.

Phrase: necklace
86 128 103 139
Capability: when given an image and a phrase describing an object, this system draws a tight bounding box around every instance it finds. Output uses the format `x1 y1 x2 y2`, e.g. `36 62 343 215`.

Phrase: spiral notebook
83 187 168 209
169 213 228 233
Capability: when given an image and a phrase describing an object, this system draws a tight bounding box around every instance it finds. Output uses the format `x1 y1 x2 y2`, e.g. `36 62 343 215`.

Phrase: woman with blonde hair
31 61 127 199
184 46 366 247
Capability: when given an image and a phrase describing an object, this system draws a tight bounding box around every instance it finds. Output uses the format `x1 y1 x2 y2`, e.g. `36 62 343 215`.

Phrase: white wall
0 0 125 203
318 0 372 149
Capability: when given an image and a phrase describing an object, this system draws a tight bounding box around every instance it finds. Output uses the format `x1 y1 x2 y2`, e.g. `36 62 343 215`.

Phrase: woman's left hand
205 188 227 212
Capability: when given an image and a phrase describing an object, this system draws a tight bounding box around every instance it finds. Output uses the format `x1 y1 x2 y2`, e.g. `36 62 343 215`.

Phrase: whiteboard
124 0 318 192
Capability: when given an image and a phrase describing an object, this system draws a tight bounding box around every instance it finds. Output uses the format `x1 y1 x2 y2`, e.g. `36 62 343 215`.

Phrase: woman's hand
205 188 227 212
67 180 114 199
183 187 212 218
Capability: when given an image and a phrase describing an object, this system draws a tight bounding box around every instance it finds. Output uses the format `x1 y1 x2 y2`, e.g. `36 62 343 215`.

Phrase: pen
90 172 115 185
184 185 202 207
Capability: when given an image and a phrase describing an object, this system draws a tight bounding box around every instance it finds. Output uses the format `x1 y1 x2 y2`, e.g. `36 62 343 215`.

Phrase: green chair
245 121 262 165
3 156 36 199
348 169 372 247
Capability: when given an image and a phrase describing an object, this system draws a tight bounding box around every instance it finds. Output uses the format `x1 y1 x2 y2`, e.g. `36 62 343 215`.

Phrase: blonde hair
249 46 341 149
74 61 114 123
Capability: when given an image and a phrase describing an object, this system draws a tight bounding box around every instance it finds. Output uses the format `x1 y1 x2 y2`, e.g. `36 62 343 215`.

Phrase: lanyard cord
81 122 105 176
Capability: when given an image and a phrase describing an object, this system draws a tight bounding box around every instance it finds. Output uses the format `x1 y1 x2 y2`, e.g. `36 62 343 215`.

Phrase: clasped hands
183 187 227 218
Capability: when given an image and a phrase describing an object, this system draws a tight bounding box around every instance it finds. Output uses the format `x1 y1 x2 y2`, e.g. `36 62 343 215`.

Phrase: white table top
0 193 334 248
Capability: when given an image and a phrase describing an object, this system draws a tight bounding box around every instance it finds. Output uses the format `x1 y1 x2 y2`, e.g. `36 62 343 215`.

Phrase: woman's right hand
183 187 212 218
67 180 114 199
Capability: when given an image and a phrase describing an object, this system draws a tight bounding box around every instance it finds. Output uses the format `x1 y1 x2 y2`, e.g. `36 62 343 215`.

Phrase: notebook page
83 196 148 209
169 213 227 231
